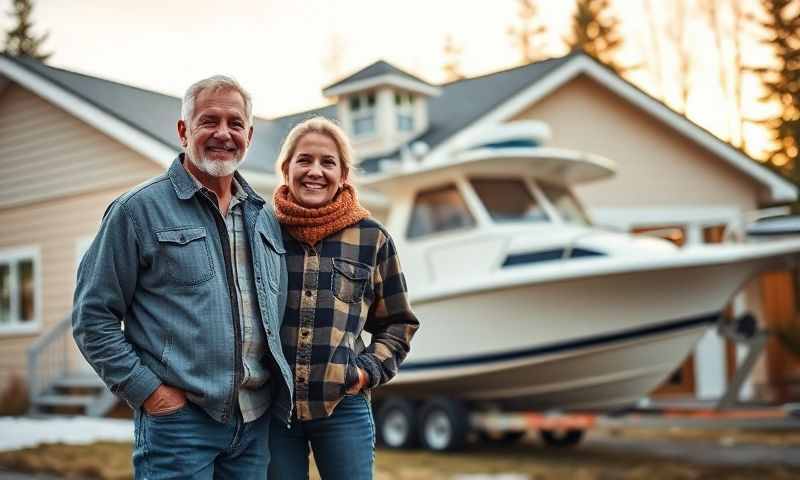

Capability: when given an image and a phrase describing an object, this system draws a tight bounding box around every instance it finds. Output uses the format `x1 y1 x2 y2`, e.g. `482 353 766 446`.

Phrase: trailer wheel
417 397 470 452
539 428 585 447
375 397 417 449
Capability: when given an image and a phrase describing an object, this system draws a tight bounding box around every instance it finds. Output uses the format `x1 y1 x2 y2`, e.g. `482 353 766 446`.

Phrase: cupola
322 60 440 159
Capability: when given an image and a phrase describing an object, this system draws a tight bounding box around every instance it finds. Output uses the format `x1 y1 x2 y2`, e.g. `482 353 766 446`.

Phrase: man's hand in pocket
143 384 186 416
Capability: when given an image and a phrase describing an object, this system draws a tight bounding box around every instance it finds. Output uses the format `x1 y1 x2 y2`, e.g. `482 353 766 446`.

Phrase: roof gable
322 60 440 97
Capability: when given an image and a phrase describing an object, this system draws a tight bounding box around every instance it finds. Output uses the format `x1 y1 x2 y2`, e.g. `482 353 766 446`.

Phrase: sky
0 0 779 158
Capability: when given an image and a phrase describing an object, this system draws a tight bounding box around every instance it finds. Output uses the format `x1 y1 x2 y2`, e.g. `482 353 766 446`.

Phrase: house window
349 93 376 136
0 248 40 333
395 93 415 132
407 184 475 239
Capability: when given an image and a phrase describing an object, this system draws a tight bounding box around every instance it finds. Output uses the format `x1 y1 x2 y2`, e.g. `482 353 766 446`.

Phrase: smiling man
72 76 293 479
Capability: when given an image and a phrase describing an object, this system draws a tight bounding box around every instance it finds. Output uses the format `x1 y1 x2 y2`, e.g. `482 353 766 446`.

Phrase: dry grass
1 430 798 480
600 426 800 447
0 442 132 480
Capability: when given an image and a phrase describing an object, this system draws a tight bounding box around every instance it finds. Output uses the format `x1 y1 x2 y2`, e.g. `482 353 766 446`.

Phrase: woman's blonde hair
275 116 355 185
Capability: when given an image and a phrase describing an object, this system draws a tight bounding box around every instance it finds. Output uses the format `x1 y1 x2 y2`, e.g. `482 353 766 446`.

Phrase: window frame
0 246 42 336
349 92 377 138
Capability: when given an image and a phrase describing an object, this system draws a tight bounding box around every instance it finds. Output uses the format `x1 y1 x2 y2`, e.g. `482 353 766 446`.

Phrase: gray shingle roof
7 53 774 185
5 55 332 173
323 60 433 92
3 54 574 174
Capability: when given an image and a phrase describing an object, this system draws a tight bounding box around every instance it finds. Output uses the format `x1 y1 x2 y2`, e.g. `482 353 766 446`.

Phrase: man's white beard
189 148 248 177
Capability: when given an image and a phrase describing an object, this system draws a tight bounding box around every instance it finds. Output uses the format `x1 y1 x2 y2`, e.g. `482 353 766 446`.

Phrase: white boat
360 121 800 413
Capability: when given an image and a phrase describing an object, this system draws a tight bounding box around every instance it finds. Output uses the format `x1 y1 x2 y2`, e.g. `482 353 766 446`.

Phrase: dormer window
395 93 415 132
349 93 376 136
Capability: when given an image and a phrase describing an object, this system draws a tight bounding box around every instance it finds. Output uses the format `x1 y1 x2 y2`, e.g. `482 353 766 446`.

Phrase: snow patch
0 416 133 451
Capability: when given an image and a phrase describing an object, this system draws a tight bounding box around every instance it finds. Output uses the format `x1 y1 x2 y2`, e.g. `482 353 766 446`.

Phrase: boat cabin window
538 181 591 226
407 184 476 239
470 178 548 223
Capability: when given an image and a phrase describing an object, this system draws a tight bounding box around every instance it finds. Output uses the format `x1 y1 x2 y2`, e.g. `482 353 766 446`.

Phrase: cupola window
395 92 415 132
349 93 376 136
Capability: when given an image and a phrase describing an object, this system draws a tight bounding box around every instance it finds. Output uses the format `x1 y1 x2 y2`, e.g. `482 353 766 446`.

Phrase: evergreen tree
507 0 549 64
4 0 51 61
755 0 800 180
442 34 465 82
565 0 624 72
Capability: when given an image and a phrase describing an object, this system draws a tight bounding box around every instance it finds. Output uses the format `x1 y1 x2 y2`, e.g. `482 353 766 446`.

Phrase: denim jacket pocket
332 258 371 303
258 229 285 293
155 227 215 286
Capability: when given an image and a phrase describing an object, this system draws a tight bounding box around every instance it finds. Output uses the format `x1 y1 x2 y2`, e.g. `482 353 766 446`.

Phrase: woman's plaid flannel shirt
280 218 419 420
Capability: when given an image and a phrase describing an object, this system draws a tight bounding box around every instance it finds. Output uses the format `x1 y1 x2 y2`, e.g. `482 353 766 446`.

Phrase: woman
269 117 419 479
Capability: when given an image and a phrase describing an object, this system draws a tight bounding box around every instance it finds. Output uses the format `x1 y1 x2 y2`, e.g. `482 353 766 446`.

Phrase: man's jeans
133 401 270 480
268 393 375 479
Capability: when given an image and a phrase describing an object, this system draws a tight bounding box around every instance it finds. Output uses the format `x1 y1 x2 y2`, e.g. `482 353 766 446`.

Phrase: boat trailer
373 313 800 451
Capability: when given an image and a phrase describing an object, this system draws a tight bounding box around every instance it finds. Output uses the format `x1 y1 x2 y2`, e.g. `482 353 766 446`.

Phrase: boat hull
381 255 783 411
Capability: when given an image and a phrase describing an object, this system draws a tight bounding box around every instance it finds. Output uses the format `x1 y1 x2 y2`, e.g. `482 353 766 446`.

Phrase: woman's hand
345 367 368 395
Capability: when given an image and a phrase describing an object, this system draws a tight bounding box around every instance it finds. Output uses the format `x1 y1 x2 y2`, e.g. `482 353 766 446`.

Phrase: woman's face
287 132 344 208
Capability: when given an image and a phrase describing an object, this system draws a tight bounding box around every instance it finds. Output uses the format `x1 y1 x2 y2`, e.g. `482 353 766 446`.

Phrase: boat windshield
470 178 549 223
537 181 591 226
407 183 476 239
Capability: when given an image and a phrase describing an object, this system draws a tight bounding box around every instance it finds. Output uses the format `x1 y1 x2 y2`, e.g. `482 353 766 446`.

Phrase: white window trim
0 245 42 336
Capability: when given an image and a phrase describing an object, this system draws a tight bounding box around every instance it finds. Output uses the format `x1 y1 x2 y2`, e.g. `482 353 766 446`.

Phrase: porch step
33 394 95 408
52 374 105 389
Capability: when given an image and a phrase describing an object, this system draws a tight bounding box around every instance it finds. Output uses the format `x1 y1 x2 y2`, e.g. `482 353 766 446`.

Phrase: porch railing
27 314 73 404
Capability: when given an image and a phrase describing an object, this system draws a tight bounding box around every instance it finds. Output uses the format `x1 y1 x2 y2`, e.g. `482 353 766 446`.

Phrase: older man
72 76 292 479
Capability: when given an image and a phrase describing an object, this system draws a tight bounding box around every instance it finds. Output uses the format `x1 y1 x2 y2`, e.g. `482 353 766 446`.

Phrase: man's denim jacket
72 156 294 425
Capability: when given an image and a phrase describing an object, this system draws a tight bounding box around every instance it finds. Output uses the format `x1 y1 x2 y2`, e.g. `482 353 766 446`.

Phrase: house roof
323 60 434 92
1 52 795 201
1 54 325 174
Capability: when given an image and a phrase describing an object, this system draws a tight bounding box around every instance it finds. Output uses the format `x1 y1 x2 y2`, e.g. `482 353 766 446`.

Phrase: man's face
178 88 253 177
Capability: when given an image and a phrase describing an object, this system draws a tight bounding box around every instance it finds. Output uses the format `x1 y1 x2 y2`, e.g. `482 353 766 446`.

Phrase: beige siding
0 83 162 208
512 75 762 211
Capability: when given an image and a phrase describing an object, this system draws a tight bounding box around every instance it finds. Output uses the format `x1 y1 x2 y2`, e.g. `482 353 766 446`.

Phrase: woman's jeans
133 401 270 480
269 393 376 479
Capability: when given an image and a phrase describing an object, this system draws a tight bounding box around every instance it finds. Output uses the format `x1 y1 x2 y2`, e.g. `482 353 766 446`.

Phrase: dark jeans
269 393 376 479
133 401 270 480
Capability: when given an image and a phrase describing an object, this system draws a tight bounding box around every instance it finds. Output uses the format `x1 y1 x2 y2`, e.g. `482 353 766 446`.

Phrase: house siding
0 83 162 209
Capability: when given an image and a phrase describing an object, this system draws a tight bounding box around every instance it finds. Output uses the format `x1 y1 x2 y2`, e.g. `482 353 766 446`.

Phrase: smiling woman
270 117 419 480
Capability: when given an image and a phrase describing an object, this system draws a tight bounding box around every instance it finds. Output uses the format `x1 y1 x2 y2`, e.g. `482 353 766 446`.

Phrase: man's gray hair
181 75 254 125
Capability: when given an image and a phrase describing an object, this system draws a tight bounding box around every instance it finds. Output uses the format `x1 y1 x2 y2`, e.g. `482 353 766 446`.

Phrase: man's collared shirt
188 173 270 423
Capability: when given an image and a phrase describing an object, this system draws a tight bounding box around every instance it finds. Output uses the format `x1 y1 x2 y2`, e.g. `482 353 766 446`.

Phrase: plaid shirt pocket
331 258 371 303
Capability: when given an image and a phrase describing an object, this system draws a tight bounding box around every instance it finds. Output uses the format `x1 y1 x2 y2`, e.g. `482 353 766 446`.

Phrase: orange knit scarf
273 184 370 246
